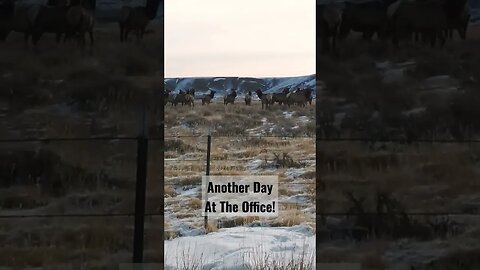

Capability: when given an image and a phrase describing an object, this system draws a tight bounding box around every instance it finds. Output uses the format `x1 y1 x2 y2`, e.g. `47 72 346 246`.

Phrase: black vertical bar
316 1 321 268
204 129 211 233
159 0 165 264
133 111 148 263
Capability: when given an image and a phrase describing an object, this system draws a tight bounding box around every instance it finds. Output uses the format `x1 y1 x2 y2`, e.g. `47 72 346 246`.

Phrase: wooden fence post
204 129 211 233
133 110 148 263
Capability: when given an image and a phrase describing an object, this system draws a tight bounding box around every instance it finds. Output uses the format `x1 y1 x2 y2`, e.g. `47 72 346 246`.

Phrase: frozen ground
164 225 315 270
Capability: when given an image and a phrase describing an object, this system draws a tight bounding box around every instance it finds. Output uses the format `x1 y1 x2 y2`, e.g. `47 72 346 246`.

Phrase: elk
244 91 252 105
271 88 289 105
224 89 237 105
118 0 160 42
255 89 272 110
65 0 96 46
202 90 216 105
286 88 309 107
29 0 96 46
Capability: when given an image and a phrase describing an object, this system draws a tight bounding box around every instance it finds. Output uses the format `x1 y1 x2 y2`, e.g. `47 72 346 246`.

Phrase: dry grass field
164 99 316 268
0 23 165 269
164 99 315 233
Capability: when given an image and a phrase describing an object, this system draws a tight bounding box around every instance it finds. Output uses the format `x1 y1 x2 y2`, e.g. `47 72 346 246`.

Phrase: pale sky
165 0 315 78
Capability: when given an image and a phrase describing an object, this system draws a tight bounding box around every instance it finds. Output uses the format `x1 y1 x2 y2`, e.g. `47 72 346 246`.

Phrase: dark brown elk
173 90 194 107
172 90 185 106
244 91 252 105
166 91 176 106
318 2 343 54
64 1 95 46
224 89 237 105
445 0 470 40
30 4 71 45
271 88 289 105
339 0 395 40
304 87 314 106
286 88 310 107
202 90 216 105
187 88 195 98
184 93 194 107
118 0 160 42
0 2 34 43
388 0 464 47
164 89 171 106
29 0 96 45
255 89 272 110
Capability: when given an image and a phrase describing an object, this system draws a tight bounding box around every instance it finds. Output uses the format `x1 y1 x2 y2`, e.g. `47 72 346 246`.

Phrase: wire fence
1 135 478 219
1 134 478 219
3 134 480 142
1 132 479 266
164 133 480 234
2 211 480 219
0 134 162 263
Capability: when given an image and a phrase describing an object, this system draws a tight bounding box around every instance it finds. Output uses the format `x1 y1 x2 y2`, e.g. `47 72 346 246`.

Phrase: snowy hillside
164 75 316 98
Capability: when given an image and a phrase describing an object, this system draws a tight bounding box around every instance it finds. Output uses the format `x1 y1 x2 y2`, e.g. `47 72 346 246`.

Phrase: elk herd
164 87 314 110
0 0 161 46
318 0 472 53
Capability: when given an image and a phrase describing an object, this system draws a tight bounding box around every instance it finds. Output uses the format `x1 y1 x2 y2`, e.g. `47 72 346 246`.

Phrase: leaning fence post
133 109 148 263
204 128 212 233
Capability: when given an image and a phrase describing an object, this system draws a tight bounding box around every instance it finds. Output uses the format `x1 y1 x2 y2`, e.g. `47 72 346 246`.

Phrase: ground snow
164 225 315 270
298 116 310 123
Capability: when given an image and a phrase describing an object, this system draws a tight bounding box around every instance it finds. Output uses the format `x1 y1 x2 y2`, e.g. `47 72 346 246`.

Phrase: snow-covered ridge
164 75 316 97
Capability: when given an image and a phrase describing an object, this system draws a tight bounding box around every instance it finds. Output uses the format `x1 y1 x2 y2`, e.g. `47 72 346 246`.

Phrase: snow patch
298 116 310 123
165 226 315 270
283 111 294 119
284 168 306 179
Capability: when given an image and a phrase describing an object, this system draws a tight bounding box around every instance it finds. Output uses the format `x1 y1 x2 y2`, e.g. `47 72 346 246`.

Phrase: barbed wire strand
1 212 479 219
1 135 478 220
2 136 480 143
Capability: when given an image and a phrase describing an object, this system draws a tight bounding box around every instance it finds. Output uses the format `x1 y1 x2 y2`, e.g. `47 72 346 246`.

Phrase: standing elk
166 91 176 106
0 1 34 43
339 0 394 41
118 0 160 42
286 88 311 107
255 89 272 110
202 90 216 105
30 4 72 45
173 90 194 107
244 91 252 105
28 0 96 46
304 87 314 106
445 0 470 40
318 2 343 54
388 0 467 48
164 89 172 106
271 88 289 105
224 89 237 105
64 0 96 46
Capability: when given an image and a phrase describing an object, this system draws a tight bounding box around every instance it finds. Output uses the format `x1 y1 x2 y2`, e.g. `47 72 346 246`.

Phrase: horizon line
164 74 316 80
